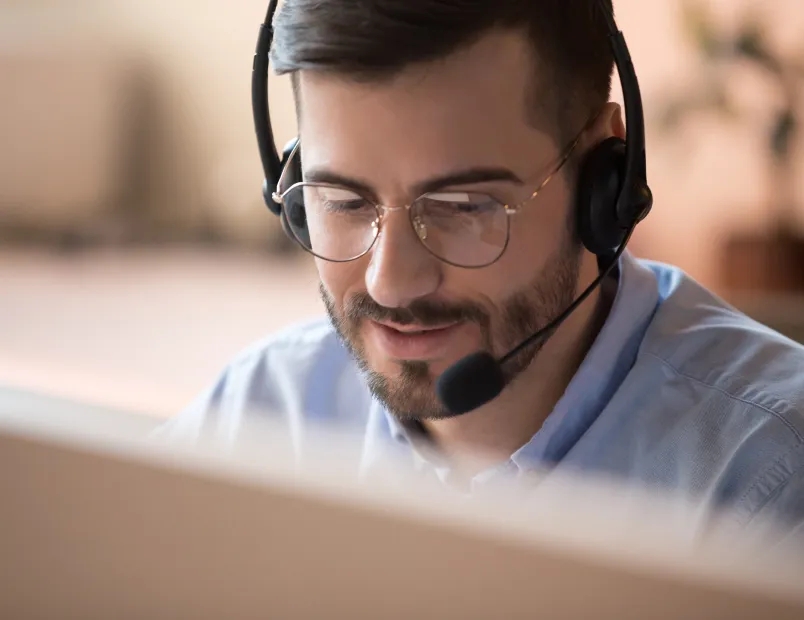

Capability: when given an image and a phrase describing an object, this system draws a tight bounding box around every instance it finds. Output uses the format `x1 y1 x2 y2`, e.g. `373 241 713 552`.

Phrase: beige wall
1 0 296 243
2 0 803 288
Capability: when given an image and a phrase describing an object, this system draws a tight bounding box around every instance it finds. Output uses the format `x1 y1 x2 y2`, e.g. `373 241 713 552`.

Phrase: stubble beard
321 240 582 422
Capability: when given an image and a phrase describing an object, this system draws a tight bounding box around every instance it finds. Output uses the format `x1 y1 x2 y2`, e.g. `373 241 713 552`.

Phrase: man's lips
368 320 463 360
374 320 457 333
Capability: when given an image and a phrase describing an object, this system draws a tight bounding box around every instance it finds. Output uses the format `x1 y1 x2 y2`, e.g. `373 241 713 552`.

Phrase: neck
422 253 616 474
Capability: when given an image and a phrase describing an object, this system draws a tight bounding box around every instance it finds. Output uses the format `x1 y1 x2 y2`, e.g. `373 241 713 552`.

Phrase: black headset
252 0 652 260
252 0 654 415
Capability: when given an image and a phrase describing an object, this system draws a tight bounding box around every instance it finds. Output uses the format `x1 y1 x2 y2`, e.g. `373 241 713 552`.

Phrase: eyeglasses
271 132 583 269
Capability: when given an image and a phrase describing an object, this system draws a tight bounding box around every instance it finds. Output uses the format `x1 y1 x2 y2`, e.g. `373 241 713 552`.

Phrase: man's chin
362 357 432 385
360 360 454 421
365 354 458 382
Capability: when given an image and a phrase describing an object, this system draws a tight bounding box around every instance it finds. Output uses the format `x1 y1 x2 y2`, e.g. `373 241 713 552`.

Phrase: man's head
270 0 622 421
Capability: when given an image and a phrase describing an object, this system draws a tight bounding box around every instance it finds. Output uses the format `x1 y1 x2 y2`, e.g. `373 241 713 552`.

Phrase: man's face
297 30 583 420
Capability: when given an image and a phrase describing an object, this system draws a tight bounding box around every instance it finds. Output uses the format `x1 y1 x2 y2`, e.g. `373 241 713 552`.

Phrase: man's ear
597 102 625 141
577 102 625 155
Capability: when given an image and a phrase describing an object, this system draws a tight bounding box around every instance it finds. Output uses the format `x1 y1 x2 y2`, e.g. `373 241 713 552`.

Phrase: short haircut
270 0 615 146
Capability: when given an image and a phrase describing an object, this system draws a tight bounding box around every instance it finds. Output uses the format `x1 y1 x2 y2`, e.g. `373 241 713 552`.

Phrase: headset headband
251 0 649 220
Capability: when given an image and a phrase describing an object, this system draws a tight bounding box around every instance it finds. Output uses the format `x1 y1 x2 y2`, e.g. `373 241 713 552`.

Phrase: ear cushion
576 136 628 256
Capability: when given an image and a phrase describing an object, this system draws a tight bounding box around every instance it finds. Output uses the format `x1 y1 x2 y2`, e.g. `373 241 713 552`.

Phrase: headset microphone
435 225 635 416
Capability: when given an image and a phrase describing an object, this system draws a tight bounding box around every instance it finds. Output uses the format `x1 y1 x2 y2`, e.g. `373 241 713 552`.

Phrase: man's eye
453 202 483 214
423 193 499 216
324 200 369 212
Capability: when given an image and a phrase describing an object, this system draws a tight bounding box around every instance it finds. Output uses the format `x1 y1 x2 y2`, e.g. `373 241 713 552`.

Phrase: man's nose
365 208 442 309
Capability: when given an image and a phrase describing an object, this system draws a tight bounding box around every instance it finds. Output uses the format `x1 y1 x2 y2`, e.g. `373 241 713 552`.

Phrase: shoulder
156 316 372 440
634 260 804 524
639 260 804 440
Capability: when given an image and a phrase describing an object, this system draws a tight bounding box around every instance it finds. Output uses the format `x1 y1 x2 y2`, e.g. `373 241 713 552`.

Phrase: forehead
295 30 556 188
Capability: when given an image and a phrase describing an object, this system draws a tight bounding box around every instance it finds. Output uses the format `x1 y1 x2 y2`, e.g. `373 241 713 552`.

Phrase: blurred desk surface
0 247 322 417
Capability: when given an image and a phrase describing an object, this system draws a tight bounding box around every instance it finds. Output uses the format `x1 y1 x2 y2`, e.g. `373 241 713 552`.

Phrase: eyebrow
303 166 525 198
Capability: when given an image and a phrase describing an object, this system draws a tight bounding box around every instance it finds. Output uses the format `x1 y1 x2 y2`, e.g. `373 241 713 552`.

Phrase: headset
252 0 653 415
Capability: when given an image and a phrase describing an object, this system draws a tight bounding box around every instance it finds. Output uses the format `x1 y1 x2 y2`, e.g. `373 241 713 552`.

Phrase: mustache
343 291 488 328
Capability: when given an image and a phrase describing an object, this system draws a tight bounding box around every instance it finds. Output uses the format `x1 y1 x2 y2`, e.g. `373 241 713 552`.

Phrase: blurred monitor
1 386 804 619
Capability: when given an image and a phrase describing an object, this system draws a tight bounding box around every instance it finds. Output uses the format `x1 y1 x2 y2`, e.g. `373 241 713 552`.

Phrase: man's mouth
368 320 463 360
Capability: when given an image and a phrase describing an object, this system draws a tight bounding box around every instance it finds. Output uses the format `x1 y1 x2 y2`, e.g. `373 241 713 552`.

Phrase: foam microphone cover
436 351 506 415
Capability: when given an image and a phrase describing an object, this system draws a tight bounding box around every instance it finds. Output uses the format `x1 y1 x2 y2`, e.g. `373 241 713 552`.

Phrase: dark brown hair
270 0 615 145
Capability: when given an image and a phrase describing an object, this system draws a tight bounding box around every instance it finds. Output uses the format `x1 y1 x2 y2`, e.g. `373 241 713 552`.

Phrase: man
164 0 804 536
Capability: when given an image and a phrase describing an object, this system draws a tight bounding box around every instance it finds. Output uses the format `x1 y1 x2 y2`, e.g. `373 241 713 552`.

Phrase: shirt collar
382 250 660 475
510 250 660 470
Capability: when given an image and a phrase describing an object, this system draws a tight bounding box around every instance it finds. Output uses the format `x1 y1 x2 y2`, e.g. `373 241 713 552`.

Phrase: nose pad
374 206 419 243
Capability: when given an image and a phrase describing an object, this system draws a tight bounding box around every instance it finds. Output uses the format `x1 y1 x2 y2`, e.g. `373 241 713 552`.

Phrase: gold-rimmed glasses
271 130 583 269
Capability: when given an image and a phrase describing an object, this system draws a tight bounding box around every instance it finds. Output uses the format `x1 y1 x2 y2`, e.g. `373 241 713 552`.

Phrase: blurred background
1 0 803 417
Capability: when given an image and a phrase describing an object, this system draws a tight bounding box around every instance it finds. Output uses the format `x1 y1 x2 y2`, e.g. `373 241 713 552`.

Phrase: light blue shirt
162 252 804 538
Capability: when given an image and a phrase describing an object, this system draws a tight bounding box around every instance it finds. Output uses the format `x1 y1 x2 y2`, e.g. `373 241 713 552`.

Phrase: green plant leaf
680 0 723 59
657 0 801 174
654 79 740 133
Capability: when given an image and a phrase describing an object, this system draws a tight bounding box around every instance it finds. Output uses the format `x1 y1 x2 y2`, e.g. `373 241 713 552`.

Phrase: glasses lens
411 192 509 267
283 184 379 261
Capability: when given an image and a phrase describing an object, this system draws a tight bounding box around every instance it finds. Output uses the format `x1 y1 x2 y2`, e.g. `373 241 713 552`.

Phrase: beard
321 237 582 422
